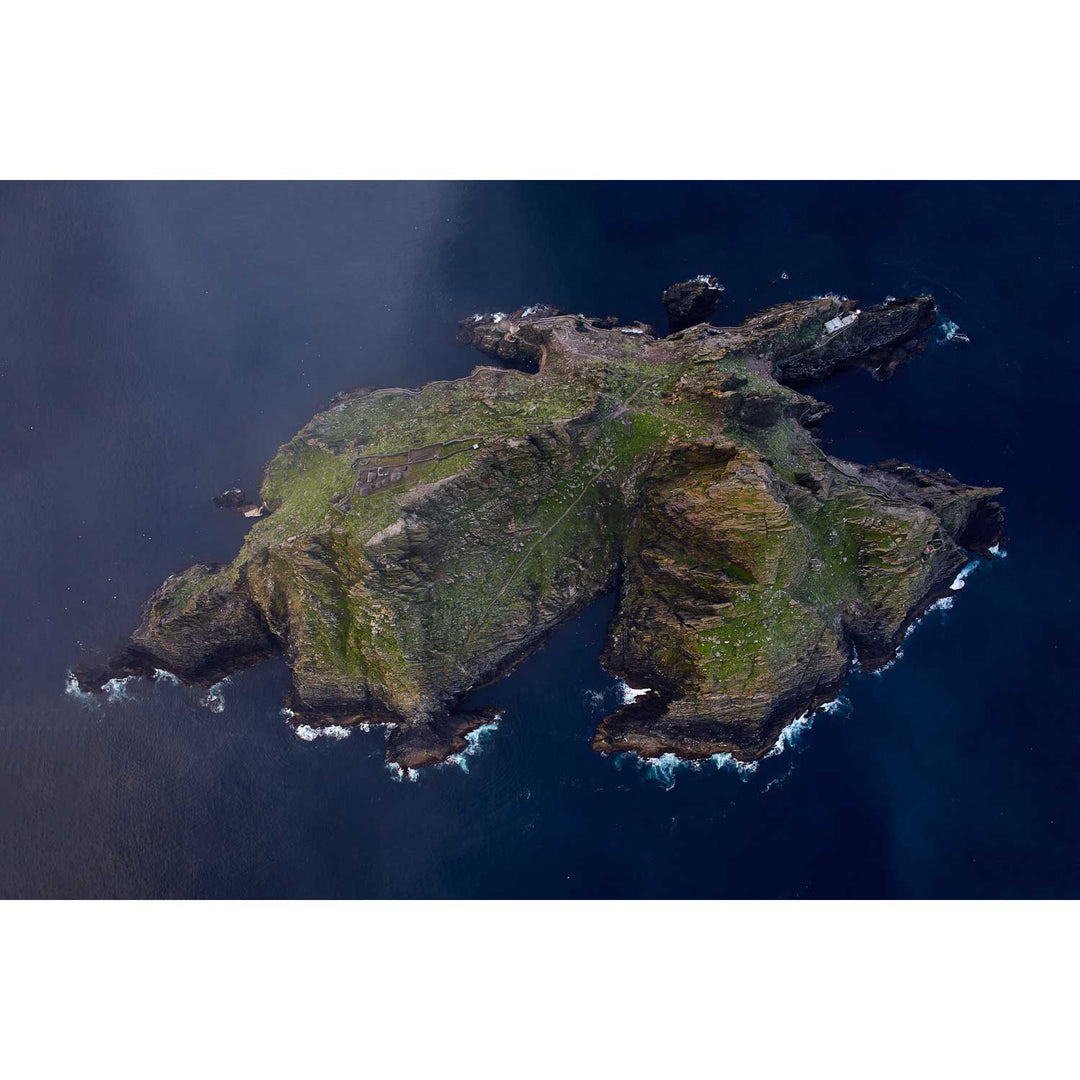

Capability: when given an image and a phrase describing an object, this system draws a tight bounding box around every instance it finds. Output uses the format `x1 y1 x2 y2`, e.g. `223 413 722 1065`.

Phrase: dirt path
468 375 664 635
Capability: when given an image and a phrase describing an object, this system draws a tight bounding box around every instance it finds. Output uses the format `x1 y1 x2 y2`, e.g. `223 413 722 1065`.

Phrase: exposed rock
80 284 1005 771
767 296 937 385
661 276 723 332
213 488 263 516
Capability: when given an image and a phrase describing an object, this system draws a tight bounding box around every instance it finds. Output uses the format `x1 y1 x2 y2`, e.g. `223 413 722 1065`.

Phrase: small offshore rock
661 277 723 332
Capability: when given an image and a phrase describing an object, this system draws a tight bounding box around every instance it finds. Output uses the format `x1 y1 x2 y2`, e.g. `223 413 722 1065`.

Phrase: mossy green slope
80 291 1005 768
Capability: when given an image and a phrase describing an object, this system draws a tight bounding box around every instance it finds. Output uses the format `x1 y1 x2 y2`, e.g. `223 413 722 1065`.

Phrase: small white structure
823 310 860 334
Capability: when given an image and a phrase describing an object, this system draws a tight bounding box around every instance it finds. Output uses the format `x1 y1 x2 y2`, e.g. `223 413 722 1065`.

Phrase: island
75 282 1006 771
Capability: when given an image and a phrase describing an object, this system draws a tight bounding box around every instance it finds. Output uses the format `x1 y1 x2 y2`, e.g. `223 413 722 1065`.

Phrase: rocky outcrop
75 563 281 691
79 284 1005 771
767 296 937 385
661 277 724 332
213 488 264 516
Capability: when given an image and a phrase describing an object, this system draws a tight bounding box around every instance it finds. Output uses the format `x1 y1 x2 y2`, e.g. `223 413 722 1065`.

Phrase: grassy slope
154 330 946 718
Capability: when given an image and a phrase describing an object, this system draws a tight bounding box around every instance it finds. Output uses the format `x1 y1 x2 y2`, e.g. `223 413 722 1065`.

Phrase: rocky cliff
77 288 1005 770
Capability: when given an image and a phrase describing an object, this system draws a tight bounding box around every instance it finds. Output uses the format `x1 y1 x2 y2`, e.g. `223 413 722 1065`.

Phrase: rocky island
76 282 1006 772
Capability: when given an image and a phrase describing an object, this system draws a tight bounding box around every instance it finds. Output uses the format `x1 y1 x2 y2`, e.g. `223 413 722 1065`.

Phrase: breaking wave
765 698 846 758
199 679 229 714
442 717 502 773
872 650 903 676
386 762 420 783
64 671 99 708
950 561 979 591
710 752 760 777
618 748 755 789
940 319 970 344
989 544 1007 558
617 699 847 788
643 753 697 790
629 747 758 788
925 595 955 614
294 723 351 742
902 595 957 646
616 680 652 705
103 677 136 703
152 669 180 685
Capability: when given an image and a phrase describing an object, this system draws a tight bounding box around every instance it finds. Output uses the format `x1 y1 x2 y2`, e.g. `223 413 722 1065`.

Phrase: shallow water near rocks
2 181 1077 897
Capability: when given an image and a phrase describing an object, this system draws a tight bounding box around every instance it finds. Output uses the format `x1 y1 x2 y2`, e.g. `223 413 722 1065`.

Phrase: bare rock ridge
77 286 1005 770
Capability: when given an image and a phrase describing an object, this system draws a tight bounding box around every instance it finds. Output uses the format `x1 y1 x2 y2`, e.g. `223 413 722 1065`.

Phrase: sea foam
950 561 979 591
103 677 136 703
940 319 971 344
642 753 697 790
441 717 502 773
872 650 903 676
620 699 848 788
294 723 351 742
64 671 100 708
199 679 229 714
765 698 846 758
616 679 652 705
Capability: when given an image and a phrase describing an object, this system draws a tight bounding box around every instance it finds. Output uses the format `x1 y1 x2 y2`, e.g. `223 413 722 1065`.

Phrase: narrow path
468 375 664 637
477 452 615 622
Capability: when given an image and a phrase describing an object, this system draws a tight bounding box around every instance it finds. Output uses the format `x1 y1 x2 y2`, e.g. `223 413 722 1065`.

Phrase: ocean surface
1 181 1076 898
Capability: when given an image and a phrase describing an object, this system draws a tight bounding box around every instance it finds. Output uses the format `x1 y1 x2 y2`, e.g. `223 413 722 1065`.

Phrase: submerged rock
78 285 1005 769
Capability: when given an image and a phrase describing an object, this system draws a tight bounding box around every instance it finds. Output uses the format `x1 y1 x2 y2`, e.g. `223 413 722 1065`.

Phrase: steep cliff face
77 289 1005 769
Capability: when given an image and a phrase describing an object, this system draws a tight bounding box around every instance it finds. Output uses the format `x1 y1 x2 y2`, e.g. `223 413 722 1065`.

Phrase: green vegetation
124 299 995 765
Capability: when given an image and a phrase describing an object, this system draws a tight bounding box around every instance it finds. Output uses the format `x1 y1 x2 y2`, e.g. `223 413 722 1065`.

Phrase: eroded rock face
77 288 1005 769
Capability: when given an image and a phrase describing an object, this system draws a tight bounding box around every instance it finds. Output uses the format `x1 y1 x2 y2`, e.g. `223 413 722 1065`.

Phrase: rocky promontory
77 286 1005 770
661 276 723 332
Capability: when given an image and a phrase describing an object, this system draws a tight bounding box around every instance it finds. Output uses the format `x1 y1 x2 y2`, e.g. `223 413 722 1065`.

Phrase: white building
824 310 860 334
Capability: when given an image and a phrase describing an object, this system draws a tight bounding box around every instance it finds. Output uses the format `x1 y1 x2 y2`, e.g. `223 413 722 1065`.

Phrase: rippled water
1 181 1076 897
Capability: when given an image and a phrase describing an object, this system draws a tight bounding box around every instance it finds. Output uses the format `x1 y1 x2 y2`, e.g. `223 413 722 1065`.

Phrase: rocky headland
76 282 1005 770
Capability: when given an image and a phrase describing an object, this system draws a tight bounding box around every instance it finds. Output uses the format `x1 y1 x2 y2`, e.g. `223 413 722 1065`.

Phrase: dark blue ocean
1 181 1076 898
